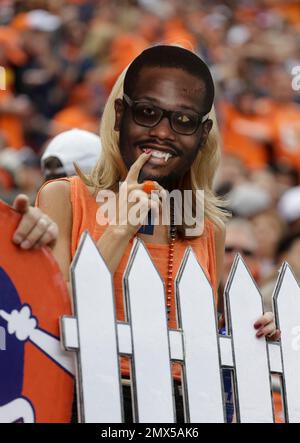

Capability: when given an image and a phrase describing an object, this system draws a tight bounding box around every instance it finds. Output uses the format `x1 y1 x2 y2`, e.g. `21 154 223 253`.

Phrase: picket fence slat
124 239 175 423
274 263 300 423
176 248 225 423
71 232 123 423
225 255 274 423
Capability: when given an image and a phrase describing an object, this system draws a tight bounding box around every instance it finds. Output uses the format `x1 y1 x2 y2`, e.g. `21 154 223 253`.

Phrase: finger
149 199 160 224
33 223 58 249
13 208 43 244
256 322 276 338
12 194 30 214
271 329 281 341
128 189 150 203
125 152 151 183
19 216 51 249
254 311 274 329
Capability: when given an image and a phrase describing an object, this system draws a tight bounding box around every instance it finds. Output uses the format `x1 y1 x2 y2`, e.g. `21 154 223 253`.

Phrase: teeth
142 148 173 162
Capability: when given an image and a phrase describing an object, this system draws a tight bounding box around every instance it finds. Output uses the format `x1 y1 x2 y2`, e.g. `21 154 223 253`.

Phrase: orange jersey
0 89 25 149
51 106 99 136
220 102 273 170
271 102 300 172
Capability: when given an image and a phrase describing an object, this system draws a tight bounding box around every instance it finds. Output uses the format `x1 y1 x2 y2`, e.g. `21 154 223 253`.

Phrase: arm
37 181 72 282
36 181 132 279
96 226 132 275
37 153 159 278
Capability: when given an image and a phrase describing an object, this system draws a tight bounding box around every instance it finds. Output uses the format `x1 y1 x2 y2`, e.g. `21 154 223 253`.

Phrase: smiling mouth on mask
141 147 174 162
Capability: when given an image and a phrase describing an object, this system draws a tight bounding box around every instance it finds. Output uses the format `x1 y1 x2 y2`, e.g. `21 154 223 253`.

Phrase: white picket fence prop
61 232 300 423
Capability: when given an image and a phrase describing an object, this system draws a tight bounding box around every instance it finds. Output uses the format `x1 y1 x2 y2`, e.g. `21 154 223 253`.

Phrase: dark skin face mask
114 66 213 191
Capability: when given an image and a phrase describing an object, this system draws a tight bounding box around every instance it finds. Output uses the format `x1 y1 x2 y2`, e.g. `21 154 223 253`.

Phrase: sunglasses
225 246 254 258
123 94 209 135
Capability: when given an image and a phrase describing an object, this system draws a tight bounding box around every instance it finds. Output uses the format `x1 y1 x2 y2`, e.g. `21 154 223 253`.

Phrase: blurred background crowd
1 0 300 423
1 0 300 313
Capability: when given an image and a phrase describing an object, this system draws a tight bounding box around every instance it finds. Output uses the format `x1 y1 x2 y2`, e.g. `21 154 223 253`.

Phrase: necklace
166 201 177 321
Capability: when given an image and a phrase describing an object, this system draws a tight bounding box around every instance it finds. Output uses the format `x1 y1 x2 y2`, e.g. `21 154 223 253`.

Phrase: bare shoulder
38 180 71 211
37 180 72 280
37 180 72 232
38 180 70 200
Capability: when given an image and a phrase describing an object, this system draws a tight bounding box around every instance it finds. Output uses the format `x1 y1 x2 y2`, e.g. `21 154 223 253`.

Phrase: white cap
41 129 101 177
27 10 62 32
228 183 271 217
278 186 300 223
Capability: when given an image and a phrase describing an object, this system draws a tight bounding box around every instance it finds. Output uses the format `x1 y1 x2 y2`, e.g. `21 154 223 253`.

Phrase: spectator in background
0 147 41 204
261 229 300 313
41 128 101 181
218 217 260 314
278 186 300 230
269 69 300 174
220 89 273 170
251 208 286 279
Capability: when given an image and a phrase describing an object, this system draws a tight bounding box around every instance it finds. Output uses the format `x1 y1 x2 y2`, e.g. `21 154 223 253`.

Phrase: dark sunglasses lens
133 103 161 127
172 112 198 134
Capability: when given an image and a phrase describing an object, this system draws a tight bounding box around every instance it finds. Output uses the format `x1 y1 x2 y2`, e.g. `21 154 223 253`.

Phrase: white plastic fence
61 231 300 423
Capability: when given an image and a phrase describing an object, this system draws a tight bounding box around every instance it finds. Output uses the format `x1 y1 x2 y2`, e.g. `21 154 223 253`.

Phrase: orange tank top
37 176 218 379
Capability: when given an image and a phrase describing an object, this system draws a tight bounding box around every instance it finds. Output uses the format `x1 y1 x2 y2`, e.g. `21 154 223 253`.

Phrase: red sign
0 200 73 422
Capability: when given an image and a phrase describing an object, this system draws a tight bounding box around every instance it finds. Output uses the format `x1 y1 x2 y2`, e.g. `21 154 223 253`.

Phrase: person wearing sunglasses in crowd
31 45 279 421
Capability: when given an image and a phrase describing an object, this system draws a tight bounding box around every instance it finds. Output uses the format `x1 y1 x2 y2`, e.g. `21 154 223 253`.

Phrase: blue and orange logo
0 201 74 423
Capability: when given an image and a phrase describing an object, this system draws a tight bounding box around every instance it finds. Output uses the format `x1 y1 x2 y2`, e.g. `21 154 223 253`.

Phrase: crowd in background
1 0 300 423
1 0 300 324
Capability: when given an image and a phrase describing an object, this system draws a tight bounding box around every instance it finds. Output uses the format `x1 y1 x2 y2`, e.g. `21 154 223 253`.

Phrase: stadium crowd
1 0 300 421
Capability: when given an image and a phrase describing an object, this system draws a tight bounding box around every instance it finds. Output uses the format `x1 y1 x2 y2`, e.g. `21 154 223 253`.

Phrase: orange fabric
0 89 25 149
51 106 99 136
273 391 284 423
221 101 273 170
0 167 13 191
271 2 300 25
0 26 27 65
102 33 148 91
163 18 197 50
37 176 218 380
10 13 30 32
271 102 300 172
